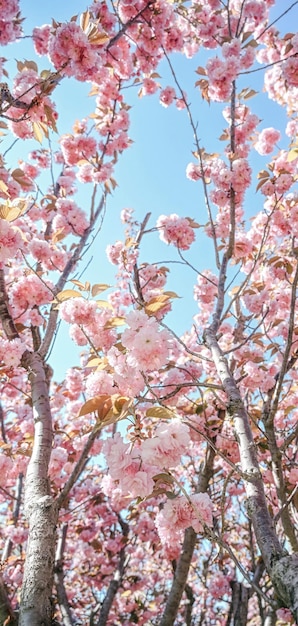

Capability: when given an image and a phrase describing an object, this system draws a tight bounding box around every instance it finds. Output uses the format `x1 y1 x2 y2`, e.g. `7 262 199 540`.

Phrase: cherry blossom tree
0 1 298 625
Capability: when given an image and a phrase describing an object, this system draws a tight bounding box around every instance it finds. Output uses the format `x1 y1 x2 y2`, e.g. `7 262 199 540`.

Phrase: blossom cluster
0 219 24 262
156 214 196 250
0 0 22 44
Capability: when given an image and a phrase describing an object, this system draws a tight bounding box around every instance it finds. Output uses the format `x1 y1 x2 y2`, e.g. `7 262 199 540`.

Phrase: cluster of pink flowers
0 452 14 484
29 239 69 272
8 274 54 322
0 0 22 44
59 297 117 352
32 24 51 56
159 86 176 107
141 420 191 469
103 433 156 499
156 492 213 544
52 198 89 236
85 370 115 397
60 135 97 167
156 214 196 250
0 337 26 368
186 162 202 181
138 263 167 299
7 68 58 140
0 219 24 262
194 271 218 307
254 127 281 155
105 346 145 396
48 22 101 81
29 149 51 169
206 56 240 102
121 309 172 372
208 571 231 599
59 298 98 326
107 243 132 274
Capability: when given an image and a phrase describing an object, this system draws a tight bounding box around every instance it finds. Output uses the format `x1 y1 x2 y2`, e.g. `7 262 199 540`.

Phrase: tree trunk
226 582 250 626
0 575 17 625
19 351 58 626
204 327 298 621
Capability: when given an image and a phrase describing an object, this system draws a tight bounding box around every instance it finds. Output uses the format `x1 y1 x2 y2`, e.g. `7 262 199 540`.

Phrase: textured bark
264 609 277 626
19 351 58 626
0 575 17 625
0 268 19 341
203 327 298 622
54 524 75 626
159 443 216 626
158 528 197 626
226 582 250 626
1 472 24 564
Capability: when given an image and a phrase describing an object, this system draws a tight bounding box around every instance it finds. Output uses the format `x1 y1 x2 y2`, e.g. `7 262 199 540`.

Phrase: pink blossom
60 135 97 166
54 198 89 236
141 78 159 96
121 309 172 372
186 162 201 181
29 150 51 169
206 56 240 102
120 208 134 223
120 469 155 498
107 347 145 395
9 274 54 314
85 370 115 397
0 0 22 44
49 446 68 474
32 24 51 55
254 127 281 155
103 433 156 499
157 214 195 250
282 56 298 87
141 420 190 469
243 0 268 26
208 572 231 599
194 271 218 306
103 432 131 478
0 453 14 483
3 525 28 545
59 298 98 325
0 219 24 261
156 492 213 543
48 22 98 80
0 337 26 367
159 87 176 107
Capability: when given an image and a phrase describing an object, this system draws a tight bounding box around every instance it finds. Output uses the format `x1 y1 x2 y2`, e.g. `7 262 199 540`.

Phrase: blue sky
1 0 297 379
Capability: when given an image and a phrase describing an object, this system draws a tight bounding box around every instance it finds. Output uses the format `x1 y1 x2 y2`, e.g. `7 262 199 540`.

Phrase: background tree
0 0 298 625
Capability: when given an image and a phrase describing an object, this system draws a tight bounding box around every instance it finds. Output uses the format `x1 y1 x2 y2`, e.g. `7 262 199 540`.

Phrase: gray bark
0 575 17 625
55 524 75 626
19 351 58 626
226 581 250 626
264 609 277 626
203 327 298 622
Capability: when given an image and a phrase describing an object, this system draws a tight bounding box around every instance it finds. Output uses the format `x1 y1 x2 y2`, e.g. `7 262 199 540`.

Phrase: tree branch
54 523 75 626
19 351 58 626
0 268 19 340
95 515 129 626
56 423 101 510
39 193 106 359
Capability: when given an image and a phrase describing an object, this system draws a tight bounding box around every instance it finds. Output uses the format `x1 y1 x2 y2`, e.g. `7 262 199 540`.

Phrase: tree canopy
0 1 298 625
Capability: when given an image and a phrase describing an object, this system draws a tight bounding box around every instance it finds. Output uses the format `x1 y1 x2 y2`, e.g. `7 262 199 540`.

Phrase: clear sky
1 0 297 379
